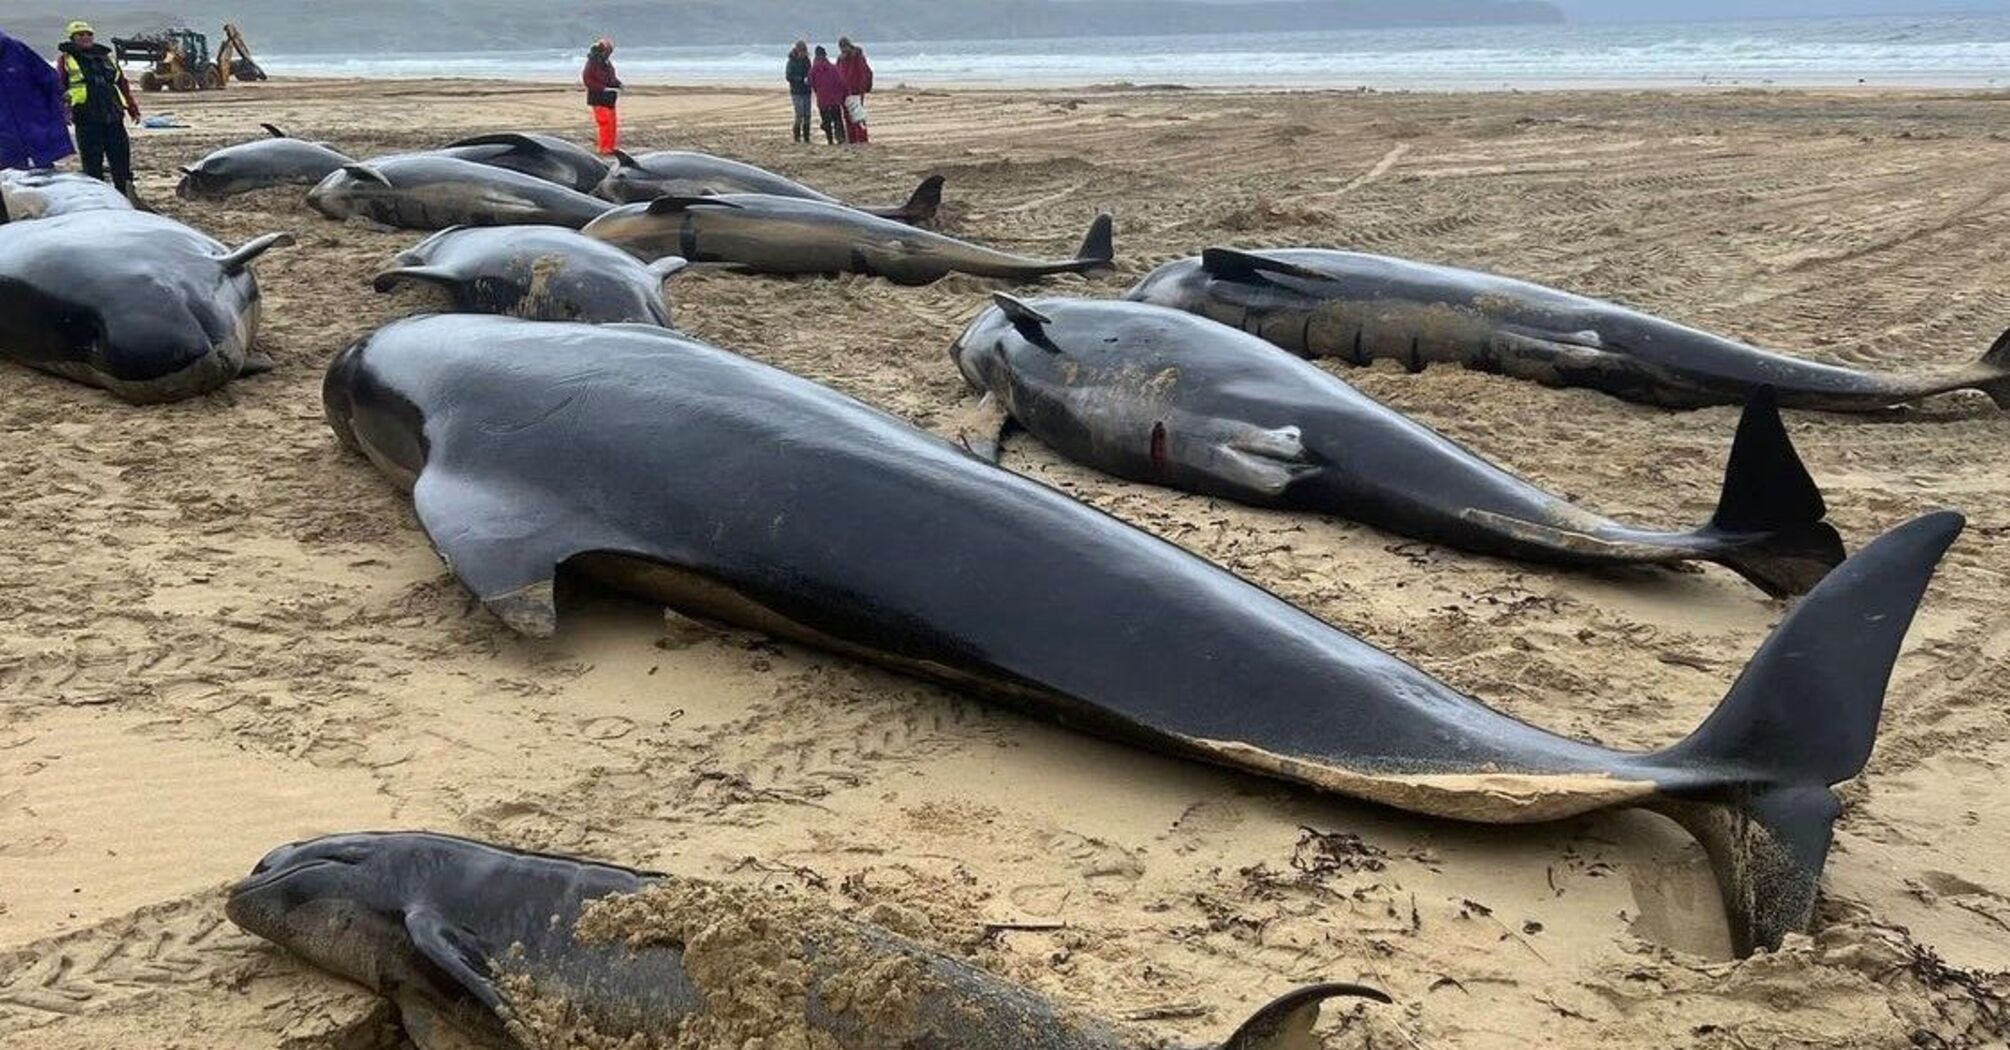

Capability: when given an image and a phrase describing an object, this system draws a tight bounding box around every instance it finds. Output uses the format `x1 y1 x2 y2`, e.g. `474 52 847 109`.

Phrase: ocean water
264 13 2010 91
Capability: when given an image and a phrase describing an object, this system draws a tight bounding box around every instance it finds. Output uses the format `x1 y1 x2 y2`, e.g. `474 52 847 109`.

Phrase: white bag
844 95 869 126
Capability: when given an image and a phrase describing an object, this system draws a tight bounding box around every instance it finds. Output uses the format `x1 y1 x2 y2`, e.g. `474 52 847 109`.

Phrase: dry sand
3 78 2010 1048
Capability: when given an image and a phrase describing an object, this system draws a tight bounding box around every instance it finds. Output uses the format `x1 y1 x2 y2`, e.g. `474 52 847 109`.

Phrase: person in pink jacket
836 37 873 144
807 45 848 146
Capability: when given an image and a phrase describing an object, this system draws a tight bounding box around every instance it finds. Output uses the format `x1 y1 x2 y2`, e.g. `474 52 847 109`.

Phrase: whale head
226 833 423 991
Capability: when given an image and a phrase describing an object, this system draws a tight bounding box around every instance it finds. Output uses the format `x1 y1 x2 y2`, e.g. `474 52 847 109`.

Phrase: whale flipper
1217 983 1393 1050
1653 510 1963 954
951 392 1014 463
411 457 625 638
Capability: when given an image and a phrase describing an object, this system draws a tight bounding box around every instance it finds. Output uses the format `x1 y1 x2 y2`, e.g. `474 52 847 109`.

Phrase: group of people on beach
0 21 146 202
576 35 876 155
786 38 874 145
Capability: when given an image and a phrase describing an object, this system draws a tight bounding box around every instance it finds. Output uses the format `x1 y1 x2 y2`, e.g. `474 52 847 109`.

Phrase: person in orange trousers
582 37 622 154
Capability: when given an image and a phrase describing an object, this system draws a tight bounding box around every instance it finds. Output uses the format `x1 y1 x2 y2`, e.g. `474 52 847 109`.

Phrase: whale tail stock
1703 387 1848 597
1650 510 1962 956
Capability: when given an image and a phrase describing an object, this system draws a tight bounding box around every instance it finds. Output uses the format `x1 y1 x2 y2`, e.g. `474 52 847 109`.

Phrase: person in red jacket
836 37 873 144
807 45 847 145
582 38 621 155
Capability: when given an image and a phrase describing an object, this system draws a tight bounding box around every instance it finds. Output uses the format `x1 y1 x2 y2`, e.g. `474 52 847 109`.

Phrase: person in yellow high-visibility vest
54 21 141 198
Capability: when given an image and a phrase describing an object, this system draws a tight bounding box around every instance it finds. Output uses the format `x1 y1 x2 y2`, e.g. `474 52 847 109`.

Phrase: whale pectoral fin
1200 248 1339 288
1184 423 1318 499
373 265 459 295
404 909 505 1014
1217 983 1392 1050
853 244 943 286
1499 322 1607 351
950 392 1015 463
342 163 393 188
411 467 607 637
216 232 296 276
646 195 742 215
239 350 277 377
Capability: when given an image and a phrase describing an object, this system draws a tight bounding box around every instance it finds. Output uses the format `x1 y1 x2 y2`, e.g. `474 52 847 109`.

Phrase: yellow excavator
114 22 266 92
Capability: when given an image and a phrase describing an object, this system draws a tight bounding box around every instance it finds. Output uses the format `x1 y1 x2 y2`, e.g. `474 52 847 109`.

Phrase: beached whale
582 194 1111 285
0 168 133 220
308 155 614 230
323 313 1961 956
228 831 1387 1050
952 295 1843 596
436 132 611 194
176 123 355 199
0 210 289 402
1126 248 2010 412
595 148 944 224
374 225 687 325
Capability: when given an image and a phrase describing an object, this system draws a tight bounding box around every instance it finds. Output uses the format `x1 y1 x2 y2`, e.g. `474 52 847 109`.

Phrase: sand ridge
1 78 2008 1047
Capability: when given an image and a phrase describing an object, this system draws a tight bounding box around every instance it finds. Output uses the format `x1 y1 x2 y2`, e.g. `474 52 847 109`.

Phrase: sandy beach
2 77 2008 1047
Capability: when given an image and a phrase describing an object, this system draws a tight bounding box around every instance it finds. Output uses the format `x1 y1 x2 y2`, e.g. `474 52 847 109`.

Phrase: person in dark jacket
54 21 140 196
583 37 622 155
808 46 847 145
0 28 74 177
836 37 873 145
785 41 812 144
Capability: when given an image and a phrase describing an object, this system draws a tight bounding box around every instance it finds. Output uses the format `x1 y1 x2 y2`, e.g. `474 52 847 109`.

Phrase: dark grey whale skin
582 193 1111 286
951 296 1844 597
321 314 1961 957
308 155 614 231
176 125 355 199
436 132 612 194
1127 248 2010 413
0 210 289 402
595 148 945 224
226 832 1381 1050
373 225 686 325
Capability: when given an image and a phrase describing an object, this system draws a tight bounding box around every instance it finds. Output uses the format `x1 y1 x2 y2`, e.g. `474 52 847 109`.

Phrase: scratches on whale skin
1186 736 1658 824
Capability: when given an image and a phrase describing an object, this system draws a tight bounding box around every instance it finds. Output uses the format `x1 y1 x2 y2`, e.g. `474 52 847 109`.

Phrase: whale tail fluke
1213 983 1393 1050
1654 510 1962 955
1704 387 1848 597
1975 327 2010 409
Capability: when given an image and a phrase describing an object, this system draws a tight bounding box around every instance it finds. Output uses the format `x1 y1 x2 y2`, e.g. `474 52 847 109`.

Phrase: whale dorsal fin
646 195 742 215
611 148 641 169
260 122 288 139
1201 248 1337 286
1217 983 1392 1050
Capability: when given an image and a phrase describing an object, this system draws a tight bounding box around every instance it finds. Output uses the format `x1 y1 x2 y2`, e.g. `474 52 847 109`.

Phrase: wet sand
2 78 2008 1048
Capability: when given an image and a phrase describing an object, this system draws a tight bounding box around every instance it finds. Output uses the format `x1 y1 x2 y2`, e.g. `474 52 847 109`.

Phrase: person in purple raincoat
0 28 74 171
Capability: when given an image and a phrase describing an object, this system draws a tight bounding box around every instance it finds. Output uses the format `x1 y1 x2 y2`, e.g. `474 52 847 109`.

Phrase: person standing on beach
836 37 873 144
0 27 74 177
809 45 847 145
54 22 140 198
583 37 622 155
786 41 813 143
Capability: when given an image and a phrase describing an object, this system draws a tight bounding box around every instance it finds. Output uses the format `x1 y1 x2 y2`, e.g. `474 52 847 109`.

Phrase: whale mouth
228 856 350 898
